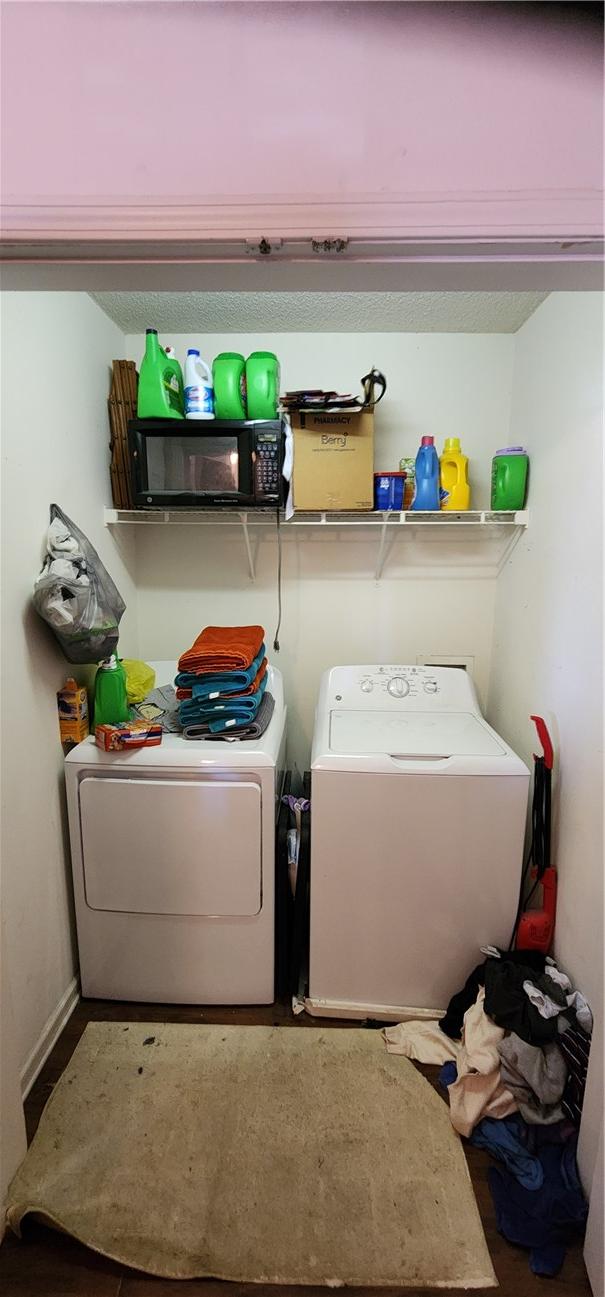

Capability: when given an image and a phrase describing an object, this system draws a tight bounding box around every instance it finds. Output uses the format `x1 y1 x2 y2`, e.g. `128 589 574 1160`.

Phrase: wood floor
0 999 591 1297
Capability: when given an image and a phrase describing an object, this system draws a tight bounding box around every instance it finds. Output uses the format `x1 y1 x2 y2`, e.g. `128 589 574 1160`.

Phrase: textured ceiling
91 290 548 335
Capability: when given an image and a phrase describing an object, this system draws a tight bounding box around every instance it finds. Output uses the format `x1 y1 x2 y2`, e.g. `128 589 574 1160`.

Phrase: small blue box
374 472 405 510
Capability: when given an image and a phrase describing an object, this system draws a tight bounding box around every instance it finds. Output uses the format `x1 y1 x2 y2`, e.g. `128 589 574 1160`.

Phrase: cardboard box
57 678 89 749
95 720 163 751
292 410 374 511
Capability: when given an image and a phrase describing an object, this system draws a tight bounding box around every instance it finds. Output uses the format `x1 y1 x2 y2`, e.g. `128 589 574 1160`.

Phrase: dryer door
79 777 262 916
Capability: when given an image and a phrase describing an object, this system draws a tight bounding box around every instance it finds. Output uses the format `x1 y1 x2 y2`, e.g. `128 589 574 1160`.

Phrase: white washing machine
65 663 286 1004
308 664 529 1020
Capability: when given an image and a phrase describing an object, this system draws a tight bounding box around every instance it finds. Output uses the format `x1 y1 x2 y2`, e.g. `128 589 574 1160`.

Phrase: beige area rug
7 1023 496 1287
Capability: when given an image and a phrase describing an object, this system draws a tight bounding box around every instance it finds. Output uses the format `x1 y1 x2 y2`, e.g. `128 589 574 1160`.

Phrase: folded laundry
498 1033 567 1125
179 671 268 728
183 690 275 741
488 1133 587 1277
178 625 264 675
175 647 267 700
134 685 181 733
439 949 546 1040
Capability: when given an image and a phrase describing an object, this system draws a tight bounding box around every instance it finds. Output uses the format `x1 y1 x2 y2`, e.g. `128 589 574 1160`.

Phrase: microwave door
145 434 242 499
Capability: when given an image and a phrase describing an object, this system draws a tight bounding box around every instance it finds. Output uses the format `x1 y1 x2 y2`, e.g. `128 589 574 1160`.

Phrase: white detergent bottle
184 349 214 420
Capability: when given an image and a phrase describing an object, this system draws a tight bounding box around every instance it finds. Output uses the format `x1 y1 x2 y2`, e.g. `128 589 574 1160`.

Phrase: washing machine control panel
356 666 441 701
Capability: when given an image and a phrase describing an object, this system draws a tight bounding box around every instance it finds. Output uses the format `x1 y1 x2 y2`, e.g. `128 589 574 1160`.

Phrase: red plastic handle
530 715 554 770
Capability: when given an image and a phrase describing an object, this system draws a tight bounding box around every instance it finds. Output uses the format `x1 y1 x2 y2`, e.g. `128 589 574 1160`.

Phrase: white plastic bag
33 504 126 663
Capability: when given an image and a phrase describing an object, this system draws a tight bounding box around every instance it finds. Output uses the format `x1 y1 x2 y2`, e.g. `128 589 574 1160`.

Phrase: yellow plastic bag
122 659 156 705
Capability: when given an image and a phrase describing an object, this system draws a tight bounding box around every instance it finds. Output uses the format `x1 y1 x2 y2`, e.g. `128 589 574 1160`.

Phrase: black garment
484 959 562 1046
439 949 547 1041
439 963 486 1039
559 1025 591 1125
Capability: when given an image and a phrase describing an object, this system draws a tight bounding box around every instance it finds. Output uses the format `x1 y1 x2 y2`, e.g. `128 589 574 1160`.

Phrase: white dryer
308 665 529 1021
65 664 286 1004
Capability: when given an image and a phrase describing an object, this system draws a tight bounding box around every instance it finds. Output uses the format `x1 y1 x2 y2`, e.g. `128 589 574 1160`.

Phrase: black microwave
128 418 286 508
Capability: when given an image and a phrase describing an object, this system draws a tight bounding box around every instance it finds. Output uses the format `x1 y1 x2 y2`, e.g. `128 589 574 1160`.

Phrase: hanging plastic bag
33 504 126 663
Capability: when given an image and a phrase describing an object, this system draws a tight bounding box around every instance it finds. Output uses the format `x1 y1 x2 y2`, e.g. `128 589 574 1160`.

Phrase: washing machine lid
329 709 506 757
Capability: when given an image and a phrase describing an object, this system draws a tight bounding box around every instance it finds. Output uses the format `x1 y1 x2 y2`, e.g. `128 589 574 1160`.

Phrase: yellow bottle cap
444 437 461 452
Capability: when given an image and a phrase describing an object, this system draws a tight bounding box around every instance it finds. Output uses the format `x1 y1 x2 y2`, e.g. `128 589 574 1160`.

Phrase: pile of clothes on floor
384 947 592 1278
174 624 274 741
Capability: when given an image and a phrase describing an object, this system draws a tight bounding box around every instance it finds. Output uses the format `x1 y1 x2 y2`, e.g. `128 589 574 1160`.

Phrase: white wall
487 292 603 1284
0 292 136 1115
128 331 513 772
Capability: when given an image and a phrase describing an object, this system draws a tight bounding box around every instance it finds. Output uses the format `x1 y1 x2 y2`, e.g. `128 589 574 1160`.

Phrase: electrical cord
273 506 282 652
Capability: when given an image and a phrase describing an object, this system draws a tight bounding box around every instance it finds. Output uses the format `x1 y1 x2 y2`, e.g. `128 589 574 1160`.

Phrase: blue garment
488 1135 587 1277
179 672 268 729
439 1061 458 1089
470 1116 543 1190
175 644 266 698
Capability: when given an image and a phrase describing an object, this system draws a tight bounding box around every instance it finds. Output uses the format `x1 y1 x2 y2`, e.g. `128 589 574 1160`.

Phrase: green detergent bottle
137 329 184 419
93 655 130 728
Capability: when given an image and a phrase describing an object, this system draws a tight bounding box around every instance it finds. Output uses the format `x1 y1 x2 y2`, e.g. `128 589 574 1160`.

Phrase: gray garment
498 1032 568 1125
134 685 182 733
183 691 275 742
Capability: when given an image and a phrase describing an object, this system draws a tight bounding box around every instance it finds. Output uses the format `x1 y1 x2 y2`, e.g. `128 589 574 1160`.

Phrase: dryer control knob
424 681 438 693
360 678 374 693
387 676 409 698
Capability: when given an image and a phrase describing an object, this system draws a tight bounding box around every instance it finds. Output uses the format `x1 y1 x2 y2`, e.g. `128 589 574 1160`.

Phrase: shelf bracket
497 524 525 574
240 515 257 582
375 516 396 581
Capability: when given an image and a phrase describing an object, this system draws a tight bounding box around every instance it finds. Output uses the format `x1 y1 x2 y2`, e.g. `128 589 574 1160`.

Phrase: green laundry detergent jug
246 352 280 420
213 353 246 420
137 329 184 419
491 447 529 510
93 655 130 728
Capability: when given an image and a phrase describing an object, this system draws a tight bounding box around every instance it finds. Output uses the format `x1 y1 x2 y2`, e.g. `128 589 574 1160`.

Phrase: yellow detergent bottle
440 437 470 510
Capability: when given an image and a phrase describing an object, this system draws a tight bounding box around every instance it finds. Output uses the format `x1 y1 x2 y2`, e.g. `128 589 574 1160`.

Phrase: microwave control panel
254 431 281 501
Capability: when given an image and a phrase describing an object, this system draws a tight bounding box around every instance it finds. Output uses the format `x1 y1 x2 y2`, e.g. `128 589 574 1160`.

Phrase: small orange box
57 678 89 749
95 719 163 751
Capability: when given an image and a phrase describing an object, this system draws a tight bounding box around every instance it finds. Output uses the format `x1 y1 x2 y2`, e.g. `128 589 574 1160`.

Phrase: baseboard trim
20 976 80 1100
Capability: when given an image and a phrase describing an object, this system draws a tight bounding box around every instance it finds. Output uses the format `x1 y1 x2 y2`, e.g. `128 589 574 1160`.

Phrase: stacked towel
175 625 271 739
175 647 267 701
180 669 268 730
183 691 275 741
178 625 264 675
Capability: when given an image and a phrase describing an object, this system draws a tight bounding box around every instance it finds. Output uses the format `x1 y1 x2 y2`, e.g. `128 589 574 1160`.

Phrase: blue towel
179 672 267 728
176 644 266 698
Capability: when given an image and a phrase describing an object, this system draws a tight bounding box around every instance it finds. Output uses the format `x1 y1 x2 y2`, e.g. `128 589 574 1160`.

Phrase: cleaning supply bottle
213 352 246 420
164 346 185 413
93 655 130 729
410 436 440 511
184 349 214 420
137 329 184 419
246 352 280 419
440 437 470 510
491 447 529 510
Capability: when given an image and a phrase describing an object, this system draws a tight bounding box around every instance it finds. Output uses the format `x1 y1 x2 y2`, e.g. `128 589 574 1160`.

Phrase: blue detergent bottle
410 436 440 510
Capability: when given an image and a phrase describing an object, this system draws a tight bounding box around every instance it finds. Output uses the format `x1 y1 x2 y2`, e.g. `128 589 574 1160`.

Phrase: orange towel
176 659 268 701
178 625 265 675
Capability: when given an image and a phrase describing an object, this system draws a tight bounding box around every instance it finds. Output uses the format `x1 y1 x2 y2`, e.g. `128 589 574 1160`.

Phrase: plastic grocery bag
33 504 126 663
122 659 156 704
